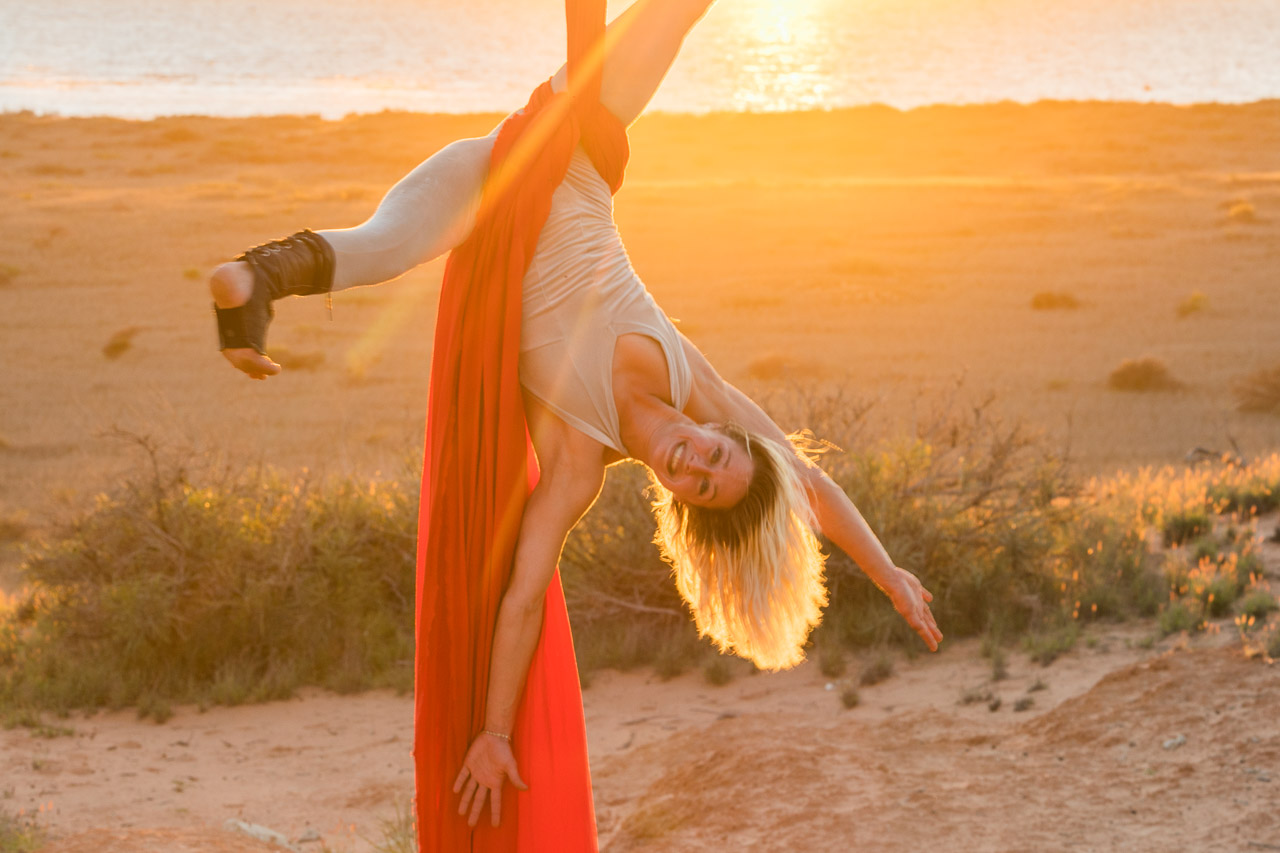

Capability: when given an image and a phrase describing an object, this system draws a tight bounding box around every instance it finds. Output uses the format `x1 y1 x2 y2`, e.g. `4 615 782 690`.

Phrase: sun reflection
717 0 838 112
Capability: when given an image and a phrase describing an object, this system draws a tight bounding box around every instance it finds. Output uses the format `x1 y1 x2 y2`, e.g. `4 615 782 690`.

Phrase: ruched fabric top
519 148 692 455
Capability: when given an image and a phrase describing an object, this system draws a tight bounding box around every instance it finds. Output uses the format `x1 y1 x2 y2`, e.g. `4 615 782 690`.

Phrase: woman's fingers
452 765 470 794
468 784 489 828
490 786 503 827
458 777 479 817
222 348 281 379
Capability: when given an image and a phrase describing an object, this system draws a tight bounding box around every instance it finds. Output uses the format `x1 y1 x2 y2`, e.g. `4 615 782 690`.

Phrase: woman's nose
686 450 711 474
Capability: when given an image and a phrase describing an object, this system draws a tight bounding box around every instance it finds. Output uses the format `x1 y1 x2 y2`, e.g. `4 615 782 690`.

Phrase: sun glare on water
713 0 839 111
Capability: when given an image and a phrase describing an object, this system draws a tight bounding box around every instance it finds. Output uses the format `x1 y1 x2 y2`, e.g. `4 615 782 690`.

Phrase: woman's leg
318 133 493 291
552 0 717 126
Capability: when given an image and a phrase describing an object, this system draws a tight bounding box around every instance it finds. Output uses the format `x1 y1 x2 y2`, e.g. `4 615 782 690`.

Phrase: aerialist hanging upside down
209 0 942 848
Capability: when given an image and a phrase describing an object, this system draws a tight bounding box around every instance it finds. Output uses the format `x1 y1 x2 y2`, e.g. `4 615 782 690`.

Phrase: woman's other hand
889 567 943 651
221 347 281 380
453 732 528 828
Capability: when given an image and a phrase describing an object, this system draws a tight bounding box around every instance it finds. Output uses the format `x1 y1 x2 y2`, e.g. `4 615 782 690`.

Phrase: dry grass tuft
1222 199 1260 224
102 327 142 360
1176 291 1208 318
746 353 789 382
0 264 20 287
858 654 894 686
1232 365 1280 414
27 163 84 177
1108 356 1182 392
182 267 202 281
1030 291 1081 310
0 513 28 544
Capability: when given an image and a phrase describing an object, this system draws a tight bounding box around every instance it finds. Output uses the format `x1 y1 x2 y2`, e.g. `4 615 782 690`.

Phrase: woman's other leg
552 0 717 126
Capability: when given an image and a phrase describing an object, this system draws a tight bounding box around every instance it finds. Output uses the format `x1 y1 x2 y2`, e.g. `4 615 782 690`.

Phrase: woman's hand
453 732 528 828
222 347 281 380
888 567 943 651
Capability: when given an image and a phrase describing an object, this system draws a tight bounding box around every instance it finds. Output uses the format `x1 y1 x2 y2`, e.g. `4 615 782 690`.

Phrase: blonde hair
650 426 828 671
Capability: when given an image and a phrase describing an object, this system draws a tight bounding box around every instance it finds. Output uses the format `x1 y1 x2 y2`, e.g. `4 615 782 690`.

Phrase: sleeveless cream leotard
519 148 692 455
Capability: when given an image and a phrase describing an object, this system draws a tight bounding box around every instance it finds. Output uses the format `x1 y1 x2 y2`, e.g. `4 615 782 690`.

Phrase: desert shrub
1023 624 1078 666
0 513 27 544
1232 366 1280 414
1223 199 1259 224
840 686 860 709
1175 291 1208 318
817 644 847 678
990 647 1009 681
1159 602 1199 636
858 654 894 686
1209 481 1279 515
0 808 44 853
703 658 733 686
1108 357 1181 392
0 264 19 287
0 438 418 717
1162 510 1210 547
745 354 788 382
1013 696 1034 712
370 798 417 853
8 393 1280 715
1030 291 1080 310
1236 589 1279 620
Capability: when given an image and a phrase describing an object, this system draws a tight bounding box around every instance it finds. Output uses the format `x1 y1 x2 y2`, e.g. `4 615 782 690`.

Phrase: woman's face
651 423 753 509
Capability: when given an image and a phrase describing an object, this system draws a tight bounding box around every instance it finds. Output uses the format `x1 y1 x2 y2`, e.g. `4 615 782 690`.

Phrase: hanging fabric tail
412 1 627 851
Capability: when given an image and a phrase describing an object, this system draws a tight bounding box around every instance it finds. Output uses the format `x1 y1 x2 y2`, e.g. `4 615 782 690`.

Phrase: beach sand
2 102 1280 849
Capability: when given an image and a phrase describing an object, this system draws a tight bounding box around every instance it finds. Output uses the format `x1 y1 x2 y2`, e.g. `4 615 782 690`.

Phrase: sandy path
5 624 1275 852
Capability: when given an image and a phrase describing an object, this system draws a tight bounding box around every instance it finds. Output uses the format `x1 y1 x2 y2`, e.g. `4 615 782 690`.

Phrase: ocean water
3 0 1279 118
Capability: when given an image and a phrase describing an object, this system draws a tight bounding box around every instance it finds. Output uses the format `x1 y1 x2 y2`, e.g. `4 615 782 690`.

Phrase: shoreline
4 95 1280 124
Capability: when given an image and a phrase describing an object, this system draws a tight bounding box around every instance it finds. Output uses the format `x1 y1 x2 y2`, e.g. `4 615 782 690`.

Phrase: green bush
1237 590 1280 620
0 447 418 718
1162 511 1210 547
1159 602 1200 636
0 808 43 853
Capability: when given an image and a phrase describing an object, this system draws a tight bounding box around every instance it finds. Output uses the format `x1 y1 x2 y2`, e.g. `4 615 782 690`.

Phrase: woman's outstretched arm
681 339 944 651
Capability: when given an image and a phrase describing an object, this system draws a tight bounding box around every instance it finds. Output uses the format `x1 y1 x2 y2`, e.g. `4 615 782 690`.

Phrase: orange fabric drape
412 1 629 851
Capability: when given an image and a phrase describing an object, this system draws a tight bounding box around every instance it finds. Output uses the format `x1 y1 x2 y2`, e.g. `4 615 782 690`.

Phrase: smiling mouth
667 440 687 477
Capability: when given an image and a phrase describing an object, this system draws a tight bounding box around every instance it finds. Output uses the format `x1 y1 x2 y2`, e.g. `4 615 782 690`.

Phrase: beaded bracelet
482 729 512 742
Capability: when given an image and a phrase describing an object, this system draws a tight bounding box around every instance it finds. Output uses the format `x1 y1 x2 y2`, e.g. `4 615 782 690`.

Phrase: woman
211 0 942 841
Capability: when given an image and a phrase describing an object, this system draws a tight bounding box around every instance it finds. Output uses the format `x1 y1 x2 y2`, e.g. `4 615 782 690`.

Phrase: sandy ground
3 625 1276 852
4 103 1280 849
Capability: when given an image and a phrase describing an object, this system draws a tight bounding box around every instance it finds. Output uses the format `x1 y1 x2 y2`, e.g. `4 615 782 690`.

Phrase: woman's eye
698 478 709 496
711 447 722 464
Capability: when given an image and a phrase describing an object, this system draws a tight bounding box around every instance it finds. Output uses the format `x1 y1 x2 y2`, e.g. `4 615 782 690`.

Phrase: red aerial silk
412 1 629 850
